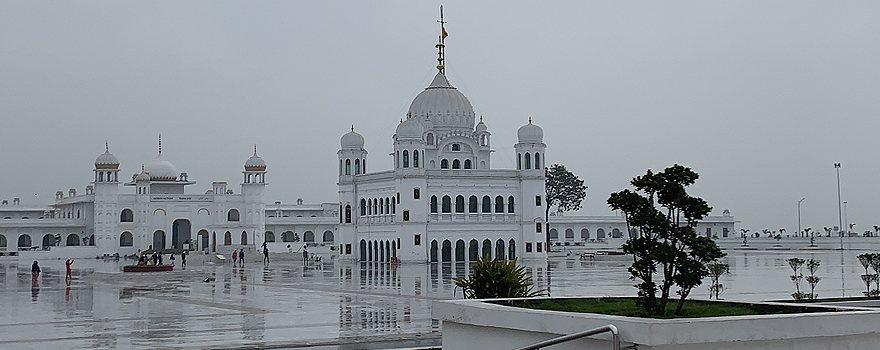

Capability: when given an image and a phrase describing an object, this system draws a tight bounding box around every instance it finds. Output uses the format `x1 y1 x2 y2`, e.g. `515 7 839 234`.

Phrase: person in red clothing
65 259 73 279
232 250 238 267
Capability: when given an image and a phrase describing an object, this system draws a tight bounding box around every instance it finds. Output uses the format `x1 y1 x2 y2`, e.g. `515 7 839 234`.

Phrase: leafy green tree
706 262 729 300
607 164 724 316
453 256 543 299
545 164 587 222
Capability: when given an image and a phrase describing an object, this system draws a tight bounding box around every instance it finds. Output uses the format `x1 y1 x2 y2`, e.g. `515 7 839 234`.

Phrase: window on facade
482 196 491 213
517 153 522 170
536 242 542 252
339 159 343 175
414 234 421 246
441 159 449 169
355 158 360 174
120 209 134 222
464 159 472 169
430 196 438 213
345 205 352 223
495 196 504 213
508 196 516 213
452 143 460 151
413 150 419 168
362 159 366 172
441 195 451 213
345 159 351 175
402 150 409 168
379 198 384 214
360 199 366 216
403 210 410 221
534 153 541 169
455 195 465 213
427 133 434 145
228 209 240 222
536 223 542 233
452 159 461 169
526 242 533 253
120 232 133 247
386 197 391 213
413 188 420 200
524 153 531 169
468 196 478 213
535 195 542 206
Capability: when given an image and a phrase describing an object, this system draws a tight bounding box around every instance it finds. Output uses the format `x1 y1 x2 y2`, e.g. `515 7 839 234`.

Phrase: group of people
231 244 272 267
30 258 74 280
136 250 187 267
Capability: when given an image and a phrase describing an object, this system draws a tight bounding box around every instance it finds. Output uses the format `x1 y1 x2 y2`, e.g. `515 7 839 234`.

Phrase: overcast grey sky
1 2 878 235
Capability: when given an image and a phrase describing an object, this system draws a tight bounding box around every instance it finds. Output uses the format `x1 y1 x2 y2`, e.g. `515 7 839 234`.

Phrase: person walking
239 249 245 267
169 253 175 266
31 261 41 279
181 251 187 268
65 259 73 279
302 247 309 263
232 249 238 267
263 246 269 265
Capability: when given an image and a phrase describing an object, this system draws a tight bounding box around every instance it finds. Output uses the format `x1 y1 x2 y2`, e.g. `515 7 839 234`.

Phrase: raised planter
433 297 880 350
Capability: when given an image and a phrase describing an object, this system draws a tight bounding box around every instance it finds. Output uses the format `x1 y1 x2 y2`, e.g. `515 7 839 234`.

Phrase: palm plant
453 256 544 299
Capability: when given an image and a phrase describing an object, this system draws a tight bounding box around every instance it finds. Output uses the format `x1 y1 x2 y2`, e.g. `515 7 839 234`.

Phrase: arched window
379 198 384 214
565 228 574 240
508 239 516 260
41 234 53 248
120 209 134 222
0 234 6 248
362 159 366 172
227 209 240 222
413 150 419 168
67 234 80 246
549 229 559 240
581 228 590 240
508 196 516 213
18 234 31 248
360 199 366 216
355 158 360 174
524 153 531 169
427 133 434 145
455 239 466 261
441 240 452 262
482 196 491 213
345 205 352 223
224 231 232 245
241 231 248 245
464 159 472 169
597 228 606 239
469 239 479 261
441 195 451 213
468 195 478 213
430 240 438 262
391 199 395 214
534 153 541 169
120 232 133 246
402 150 409 168
385 197 390 214
282 231 295 242
517 153 522 170
345 159 351 175
441 159 449 169
482 239 492 259
430 195 438 213
455 195 465 213
323 230 333 243
373 199 378 215
360 239 367 261
367 199 372 215
612 228 622 238
339 159 343 175
495 196 504 213
496 239 505 260
265 231 275 242
452 159 461 169
304 231 314 242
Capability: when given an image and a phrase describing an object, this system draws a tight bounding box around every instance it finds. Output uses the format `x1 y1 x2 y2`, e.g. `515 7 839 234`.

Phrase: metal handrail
512 324 620 350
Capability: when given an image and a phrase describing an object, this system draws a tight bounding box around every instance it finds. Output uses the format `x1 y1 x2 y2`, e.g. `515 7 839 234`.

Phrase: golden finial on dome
105 140 109 152
436 5 448 74
158 134 162 155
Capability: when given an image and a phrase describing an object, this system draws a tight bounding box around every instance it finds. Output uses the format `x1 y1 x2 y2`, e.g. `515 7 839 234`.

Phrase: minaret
338 126 366 259
515 118 548 258
93 142 121 254
242 145 267 245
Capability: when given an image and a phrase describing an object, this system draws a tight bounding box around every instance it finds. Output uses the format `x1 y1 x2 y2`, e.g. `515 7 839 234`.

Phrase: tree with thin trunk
545 164 587 243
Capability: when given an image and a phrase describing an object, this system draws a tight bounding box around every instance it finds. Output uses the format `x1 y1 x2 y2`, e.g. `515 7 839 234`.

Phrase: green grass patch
502 297 834 319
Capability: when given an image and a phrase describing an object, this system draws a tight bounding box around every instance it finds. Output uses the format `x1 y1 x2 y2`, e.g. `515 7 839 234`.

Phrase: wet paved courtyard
2 237 879 349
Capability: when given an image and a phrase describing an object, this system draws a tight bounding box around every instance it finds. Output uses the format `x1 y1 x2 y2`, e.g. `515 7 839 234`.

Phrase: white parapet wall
433 297 880 350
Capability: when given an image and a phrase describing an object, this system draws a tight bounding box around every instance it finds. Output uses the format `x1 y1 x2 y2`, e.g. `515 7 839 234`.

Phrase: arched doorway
67 234 80 246
153 230 165 251
482 239 492 259
455 240 465 261
469 239 479 261
198 230 209 251
495 239 505 260
360 239 367 261
441 240 452 262
172 219 191 249
42 234 53 249
430 240 438 262
241 231 248 245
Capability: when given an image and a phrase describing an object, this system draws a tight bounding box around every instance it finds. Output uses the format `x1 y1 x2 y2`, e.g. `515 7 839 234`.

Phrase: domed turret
244 145 267 171
407 72 475 133
395 118 425 140
517 118 544 143
95 142 120 170
475 118 488 133
340 126 365 149
135 167 151 182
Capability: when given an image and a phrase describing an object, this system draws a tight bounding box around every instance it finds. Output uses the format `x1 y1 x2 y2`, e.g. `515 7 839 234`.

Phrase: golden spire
158 134 162 155
436 5 447 74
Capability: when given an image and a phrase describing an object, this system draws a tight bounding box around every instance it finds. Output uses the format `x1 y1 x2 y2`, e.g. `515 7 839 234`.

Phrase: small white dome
244 146 267 171
408 72 475 133
475 118 488 133
144 154 178 181
395 118 425 140
340 127 365 149
94 143 120 170
517 119 544 143
135 170 151 182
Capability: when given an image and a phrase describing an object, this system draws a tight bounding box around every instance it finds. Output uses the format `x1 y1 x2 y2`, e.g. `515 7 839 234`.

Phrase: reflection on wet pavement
0 245 874 349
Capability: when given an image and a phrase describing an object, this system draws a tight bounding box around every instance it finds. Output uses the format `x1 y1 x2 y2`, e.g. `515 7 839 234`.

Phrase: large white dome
408 72 475 132
145 154 178 181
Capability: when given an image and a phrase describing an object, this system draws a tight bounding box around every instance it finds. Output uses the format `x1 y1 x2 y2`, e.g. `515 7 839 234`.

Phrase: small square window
536 222 542 233
537 242 543 252
345 244 351 254
535 195 542 206
526 242 533 253
403 210 410 221
452 143 460 151
413 188 420 200
414 234 421 246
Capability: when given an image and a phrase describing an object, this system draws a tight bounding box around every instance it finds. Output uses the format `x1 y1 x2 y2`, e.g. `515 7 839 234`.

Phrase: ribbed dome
340 127 365 149
144 154 178 181
395 118 425 140
95 143 120 170
135 169 151 182
408 72 475 133
244 146 267 171
517 120 544 143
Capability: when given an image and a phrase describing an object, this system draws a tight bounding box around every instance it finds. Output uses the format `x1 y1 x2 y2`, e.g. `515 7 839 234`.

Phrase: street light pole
835 163 843 250
798 198 805 238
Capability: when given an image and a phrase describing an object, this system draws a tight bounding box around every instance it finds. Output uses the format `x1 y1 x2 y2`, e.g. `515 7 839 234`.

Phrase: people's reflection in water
31 277 40 302
65 277 72 302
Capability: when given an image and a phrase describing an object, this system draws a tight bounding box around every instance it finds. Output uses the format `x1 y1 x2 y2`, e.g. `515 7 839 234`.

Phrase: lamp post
835 163 843 250
844 201 848 237
798 198 805 238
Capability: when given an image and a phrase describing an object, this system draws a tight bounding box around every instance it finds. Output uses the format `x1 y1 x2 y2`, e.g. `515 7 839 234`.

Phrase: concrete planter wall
433 297 880 350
